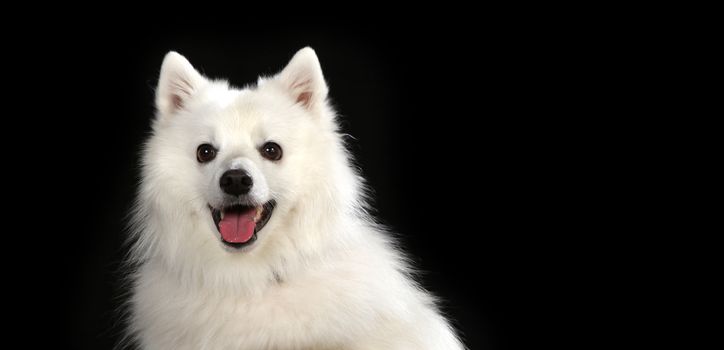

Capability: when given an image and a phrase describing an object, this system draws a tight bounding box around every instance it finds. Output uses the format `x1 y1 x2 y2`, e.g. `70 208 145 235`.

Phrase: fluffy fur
126 47 465 349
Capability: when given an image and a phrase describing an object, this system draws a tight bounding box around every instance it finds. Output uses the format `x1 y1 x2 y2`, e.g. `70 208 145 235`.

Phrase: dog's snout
220 169 253 196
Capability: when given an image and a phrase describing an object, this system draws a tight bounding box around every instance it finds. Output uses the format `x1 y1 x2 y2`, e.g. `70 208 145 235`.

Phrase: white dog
126 47 465 349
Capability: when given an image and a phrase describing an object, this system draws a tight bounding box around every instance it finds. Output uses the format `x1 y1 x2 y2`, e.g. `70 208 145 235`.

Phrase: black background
8 15 586 350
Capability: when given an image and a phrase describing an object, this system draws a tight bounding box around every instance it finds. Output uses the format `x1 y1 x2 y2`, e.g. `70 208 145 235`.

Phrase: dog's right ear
156 52 206 117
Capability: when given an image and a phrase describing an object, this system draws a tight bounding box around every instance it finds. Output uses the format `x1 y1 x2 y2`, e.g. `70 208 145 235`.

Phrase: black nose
219 169 253 196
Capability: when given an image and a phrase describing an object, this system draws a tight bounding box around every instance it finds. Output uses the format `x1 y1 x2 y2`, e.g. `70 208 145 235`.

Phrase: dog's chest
136 270 377 349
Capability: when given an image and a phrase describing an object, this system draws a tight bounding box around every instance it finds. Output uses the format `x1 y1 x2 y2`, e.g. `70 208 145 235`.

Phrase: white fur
127 47 465 349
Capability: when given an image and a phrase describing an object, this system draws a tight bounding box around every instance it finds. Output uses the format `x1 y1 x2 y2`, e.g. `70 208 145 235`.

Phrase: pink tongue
218 208 257 243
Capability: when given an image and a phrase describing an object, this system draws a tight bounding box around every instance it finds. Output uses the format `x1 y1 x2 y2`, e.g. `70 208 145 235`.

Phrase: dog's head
138 48 357 265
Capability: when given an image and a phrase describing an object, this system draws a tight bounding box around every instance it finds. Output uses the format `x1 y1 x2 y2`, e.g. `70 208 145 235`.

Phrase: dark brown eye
196 144 217 163
260 141 282 161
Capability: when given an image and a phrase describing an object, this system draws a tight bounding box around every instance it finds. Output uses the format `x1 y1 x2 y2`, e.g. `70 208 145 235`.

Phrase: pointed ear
156 52 206 117
276 47 328 112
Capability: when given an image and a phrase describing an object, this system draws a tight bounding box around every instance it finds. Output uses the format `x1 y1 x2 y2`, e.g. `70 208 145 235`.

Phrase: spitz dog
126 47 464 349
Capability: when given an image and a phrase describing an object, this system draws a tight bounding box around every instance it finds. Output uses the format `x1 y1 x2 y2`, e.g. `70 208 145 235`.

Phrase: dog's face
143 48 335 255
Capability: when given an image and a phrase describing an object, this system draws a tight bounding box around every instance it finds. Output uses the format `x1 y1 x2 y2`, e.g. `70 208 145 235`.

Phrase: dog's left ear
276 47 329 113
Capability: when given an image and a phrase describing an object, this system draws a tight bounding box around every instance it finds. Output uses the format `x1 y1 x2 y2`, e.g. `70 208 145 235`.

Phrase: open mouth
209 200 276 249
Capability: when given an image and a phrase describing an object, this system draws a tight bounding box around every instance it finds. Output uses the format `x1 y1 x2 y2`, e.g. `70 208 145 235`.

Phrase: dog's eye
260 142 283 161
196 144 217 163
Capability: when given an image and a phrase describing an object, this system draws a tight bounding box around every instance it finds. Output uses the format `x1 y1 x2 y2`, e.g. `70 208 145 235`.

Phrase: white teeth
220 211 225 220
254 206 263 222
